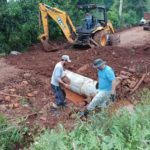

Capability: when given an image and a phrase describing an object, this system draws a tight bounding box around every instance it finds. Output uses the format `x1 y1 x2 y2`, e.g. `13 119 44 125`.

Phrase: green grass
30 89 150 150
0 113 29 150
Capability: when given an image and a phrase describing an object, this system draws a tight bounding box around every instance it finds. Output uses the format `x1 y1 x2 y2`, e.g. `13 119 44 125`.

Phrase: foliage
0 0 39 53
139 88 150 105
108 0 149 28
0 113 29 150
0 0 150 53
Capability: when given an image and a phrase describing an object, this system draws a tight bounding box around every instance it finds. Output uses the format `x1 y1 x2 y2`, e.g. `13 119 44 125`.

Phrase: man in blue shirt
81 58 118 116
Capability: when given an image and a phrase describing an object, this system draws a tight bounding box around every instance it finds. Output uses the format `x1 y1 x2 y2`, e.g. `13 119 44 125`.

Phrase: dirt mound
0 58 21 85
6 42 150 103
7 43 150 79
0 70 75 129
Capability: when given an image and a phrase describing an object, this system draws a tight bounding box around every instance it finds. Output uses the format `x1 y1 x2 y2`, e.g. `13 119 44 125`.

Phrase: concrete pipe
64 70 97 97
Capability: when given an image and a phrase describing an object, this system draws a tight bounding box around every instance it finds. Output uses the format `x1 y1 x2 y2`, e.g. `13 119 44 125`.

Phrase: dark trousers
51 84 66 106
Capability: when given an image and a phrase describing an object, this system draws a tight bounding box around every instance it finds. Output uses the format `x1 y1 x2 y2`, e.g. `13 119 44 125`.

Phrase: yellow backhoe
39 3 116 51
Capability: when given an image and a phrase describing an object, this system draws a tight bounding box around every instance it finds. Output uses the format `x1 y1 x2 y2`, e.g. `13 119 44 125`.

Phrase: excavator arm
39 3 76 50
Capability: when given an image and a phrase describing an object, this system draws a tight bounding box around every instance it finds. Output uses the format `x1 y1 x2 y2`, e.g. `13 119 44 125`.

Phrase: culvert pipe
64 70 97 97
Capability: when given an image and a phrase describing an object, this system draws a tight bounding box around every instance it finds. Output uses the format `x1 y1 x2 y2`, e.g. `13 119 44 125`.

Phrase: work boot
57 101 67 107
49 102 58 112
50 102 58 108
110 94 116 102
79 110 89 118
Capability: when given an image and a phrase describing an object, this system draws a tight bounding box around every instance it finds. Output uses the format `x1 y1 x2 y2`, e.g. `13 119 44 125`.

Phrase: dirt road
118 27 150 47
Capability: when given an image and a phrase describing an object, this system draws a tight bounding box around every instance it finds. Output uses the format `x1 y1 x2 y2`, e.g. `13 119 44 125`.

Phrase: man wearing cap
51 55 71 108
81 58 118 116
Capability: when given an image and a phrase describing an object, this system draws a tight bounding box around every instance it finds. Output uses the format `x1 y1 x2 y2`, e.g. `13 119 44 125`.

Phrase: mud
7 43 150 79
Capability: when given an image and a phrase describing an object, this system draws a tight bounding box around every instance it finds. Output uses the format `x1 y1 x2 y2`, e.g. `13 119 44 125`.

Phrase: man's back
51 62 64 86
98 65 115 91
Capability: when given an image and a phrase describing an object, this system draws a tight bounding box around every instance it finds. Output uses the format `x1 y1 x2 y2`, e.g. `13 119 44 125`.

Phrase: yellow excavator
39 3 116 51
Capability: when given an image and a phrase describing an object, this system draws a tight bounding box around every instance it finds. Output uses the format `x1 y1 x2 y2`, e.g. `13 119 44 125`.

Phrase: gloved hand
110 94 116 102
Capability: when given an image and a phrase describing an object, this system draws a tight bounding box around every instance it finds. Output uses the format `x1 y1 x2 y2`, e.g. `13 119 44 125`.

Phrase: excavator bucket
40 38 60 52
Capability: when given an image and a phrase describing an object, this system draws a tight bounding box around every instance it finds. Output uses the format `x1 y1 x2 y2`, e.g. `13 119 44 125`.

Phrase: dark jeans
51 84 66 106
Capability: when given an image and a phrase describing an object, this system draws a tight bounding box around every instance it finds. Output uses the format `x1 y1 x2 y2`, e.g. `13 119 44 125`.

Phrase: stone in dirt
40 116 47 121
27 93 34 97
23 73 31 79
21 81 28 85
128 67 136 73
10 88 16 93
143 77 150 83
0 104 7 111
10 51 21 55
13 103 19 108
5 96 11 102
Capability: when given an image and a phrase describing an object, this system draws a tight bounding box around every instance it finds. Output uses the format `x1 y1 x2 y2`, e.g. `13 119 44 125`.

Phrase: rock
128 67 136 73
33 91 38 95
77 64 90 73
10 88 16 93
70 113 76 120
21 81 28 85
8 104 14 109
112 51 116 55
119 74 130 79
143 77 150 83
30 78 37 85
122 104 134 113
23 104 29 108
23 73 31 79
5 96 11 102
123 66 128 70
128 81 137 88
27 93 34 97
120 71 132 76
40 117 47 121
73 107 79 112
0 104 7 111
10 51 21 55
13 103 19 108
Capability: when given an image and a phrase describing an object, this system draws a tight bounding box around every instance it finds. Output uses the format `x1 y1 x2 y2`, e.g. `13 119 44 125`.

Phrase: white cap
61 55 71 62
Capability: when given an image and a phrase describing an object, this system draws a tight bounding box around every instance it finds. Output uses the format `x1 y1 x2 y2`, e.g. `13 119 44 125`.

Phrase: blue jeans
51 84 66 106
87 91 111 111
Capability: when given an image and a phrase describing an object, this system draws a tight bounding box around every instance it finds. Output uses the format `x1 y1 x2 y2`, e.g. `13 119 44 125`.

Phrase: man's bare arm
58 79 70 89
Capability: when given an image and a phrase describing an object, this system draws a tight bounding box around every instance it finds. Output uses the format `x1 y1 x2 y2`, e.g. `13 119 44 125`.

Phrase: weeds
30 89 150 150
0 113 29 150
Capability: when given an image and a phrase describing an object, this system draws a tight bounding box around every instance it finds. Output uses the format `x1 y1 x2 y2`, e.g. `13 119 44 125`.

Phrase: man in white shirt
51 55 71 108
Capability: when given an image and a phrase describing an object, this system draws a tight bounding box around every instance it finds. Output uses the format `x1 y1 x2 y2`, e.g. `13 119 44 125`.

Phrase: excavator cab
74 4 112 47
77 4 107 30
